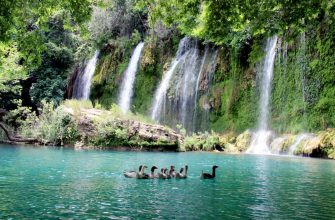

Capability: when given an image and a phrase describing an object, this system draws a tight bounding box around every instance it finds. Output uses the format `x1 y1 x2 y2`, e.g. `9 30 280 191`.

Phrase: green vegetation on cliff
1 0 335 158
271 20 335 132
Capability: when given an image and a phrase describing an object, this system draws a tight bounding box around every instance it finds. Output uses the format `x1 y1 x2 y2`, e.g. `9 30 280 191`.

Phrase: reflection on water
0 145 335 219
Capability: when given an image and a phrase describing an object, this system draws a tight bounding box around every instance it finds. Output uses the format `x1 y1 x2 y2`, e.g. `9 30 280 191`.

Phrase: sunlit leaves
0 42 26 93
143 0 335 46
0 0 93 99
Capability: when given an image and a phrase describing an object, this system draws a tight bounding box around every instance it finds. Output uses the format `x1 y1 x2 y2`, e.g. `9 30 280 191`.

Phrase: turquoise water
0 145 335 219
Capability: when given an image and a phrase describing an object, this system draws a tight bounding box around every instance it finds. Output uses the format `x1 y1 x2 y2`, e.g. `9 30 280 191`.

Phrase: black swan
200 165 218 179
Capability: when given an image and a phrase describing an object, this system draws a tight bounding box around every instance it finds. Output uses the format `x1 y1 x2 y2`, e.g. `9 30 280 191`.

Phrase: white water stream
151 37 191 121
247 36 278 154
118 42 144 113
73 51 99 100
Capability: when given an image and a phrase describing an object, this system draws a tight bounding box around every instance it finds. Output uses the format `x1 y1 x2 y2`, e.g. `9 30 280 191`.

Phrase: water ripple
0 145 335 219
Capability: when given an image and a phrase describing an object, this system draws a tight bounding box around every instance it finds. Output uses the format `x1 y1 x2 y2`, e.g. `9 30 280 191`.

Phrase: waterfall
151 37 193 121
270 137 287 154
151 37 218 133
193 48 218 131
246 36 278 154
194 47 209 112
288 133 313 155
180 47 200 126
118 42 144 113
73 51 99 100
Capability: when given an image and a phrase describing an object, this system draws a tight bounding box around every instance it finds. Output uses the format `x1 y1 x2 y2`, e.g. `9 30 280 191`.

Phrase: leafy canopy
0 0 94 109
138 0 335 45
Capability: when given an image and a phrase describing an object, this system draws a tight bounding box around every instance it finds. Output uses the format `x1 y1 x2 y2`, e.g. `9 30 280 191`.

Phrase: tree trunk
0 122 37 144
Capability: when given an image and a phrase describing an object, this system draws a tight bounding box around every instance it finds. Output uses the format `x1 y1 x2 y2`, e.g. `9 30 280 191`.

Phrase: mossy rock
294 129 335 159
235 130 252 152
224 143 239 153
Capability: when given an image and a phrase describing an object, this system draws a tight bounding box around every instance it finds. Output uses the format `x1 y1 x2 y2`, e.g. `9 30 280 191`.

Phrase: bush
183 131 220 151
90 120 128 147
19 110 39 138
4 99 35 128
37 102 78 145
0 129 7 141
19 101 78 145
62 99 93 116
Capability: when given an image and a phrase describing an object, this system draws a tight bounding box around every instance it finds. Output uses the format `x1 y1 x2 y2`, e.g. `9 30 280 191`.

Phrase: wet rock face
300 129 335 159
269 135 296 154
263 129 335 159
121 119 182 145
235 130 252 152
65 65 82 99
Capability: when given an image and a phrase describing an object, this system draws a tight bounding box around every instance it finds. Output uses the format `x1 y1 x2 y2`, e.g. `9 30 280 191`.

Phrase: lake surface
0 144 335 219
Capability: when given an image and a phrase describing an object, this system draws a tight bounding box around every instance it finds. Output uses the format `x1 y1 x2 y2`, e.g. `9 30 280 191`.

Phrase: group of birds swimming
124 165 218 179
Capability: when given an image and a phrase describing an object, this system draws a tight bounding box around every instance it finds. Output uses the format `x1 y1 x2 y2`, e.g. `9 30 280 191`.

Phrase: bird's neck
212 167 216 177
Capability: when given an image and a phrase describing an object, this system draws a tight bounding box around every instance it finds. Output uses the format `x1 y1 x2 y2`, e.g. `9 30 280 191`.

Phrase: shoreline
1 103 334 159
1 142 334 161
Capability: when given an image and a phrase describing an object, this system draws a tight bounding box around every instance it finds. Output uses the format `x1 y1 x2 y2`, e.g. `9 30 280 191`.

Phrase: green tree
139 0 335 46
0 0 93 110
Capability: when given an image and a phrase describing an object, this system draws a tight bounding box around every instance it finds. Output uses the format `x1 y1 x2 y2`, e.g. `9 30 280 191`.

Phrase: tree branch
0 122 37 144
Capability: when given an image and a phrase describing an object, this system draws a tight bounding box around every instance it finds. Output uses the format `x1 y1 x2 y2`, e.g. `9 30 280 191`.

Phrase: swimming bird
176 165 188 179
158 168 167 179
136 165 148 179
175 167 184 179
200 165 218 179
166 166 175 179
170 165 176 177
148 166 158 178
124 165 143 178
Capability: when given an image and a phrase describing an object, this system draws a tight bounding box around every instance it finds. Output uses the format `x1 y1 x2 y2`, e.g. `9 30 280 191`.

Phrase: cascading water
118 42 144 113
151 37 218 133
193 48 218 131
270 137 288 154
194 47 209 107
193 47 209 131
73 51 99 100
179 47 200 126
288 133 313 155
246 36 278 154
151 37 193 122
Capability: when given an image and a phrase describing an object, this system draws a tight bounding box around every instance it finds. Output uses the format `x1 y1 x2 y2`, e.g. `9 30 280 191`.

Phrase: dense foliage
1 0 335 147
139 0 335 46
0 0 92 111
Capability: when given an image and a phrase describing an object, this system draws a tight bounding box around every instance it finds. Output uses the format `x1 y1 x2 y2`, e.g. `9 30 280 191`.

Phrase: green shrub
183 131 220 151
19 111 39 138
90 120 128 147
0 129 7 141
19 101 78 145
63 99 93 110
4 99 35 128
